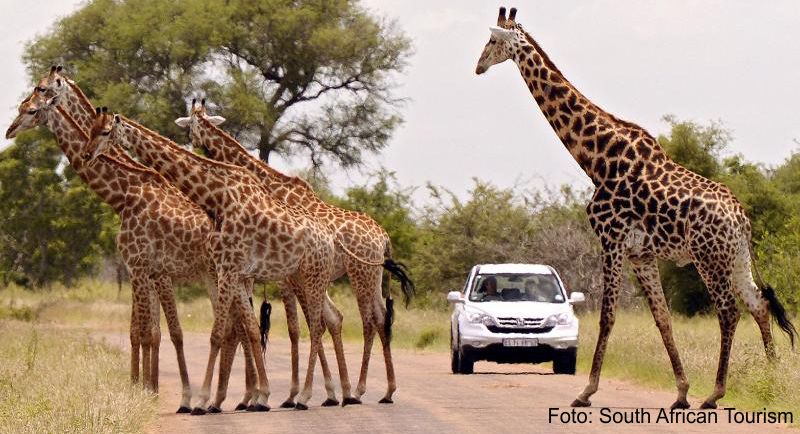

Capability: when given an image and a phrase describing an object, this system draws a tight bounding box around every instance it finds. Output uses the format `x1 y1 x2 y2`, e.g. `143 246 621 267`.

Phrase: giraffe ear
174 116 191 128
114 114 121 123
206 115 226 126
45 96 59 106
489 26 514 42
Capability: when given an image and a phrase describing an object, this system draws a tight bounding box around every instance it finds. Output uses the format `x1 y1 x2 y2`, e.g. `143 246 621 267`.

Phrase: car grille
486 325 554 334
488 317 553 334
496 317 545 328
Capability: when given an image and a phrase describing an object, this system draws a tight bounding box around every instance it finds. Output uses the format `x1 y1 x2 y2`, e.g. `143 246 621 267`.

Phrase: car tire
553 348 577 375
458 350 474 374
451 348 460 374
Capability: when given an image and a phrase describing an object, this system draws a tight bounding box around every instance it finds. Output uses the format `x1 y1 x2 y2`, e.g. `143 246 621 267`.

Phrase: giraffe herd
4 5 797 416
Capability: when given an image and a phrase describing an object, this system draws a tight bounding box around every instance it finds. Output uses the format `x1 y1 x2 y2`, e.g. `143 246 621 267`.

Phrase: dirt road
96 332 792 433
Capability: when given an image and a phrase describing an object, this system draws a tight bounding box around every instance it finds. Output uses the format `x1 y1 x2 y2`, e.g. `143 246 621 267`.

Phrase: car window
469 273 565 303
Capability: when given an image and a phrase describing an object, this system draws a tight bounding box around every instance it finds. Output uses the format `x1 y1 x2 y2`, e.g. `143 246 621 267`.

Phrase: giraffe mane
515 24 657 141
120 115 252 171
197 115 316 193
62 76 96 115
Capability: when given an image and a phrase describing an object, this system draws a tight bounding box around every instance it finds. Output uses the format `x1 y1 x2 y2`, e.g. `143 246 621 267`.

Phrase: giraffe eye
101 131 111 136
35 87 47 92
27 109 39 115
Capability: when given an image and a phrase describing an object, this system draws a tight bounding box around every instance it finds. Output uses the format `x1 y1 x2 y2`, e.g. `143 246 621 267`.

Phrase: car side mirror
569 292 585 304
447 291 464 304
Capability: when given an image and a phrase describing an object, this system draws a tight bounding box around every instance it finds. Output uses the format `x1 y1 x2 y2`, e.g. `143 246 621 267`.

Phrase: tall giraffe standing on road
88 111 360 412
474 7 796 409
175 99 415 405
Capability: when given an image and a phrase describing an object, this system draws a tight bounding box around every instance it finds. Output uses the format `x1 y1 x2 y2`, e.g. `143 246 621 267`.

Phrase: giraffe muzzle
5 120 22 139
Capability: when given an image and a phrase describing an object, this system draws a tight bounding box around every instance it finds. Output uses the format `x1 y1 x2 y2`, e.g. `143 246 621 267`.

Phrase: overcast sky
2 1 799 204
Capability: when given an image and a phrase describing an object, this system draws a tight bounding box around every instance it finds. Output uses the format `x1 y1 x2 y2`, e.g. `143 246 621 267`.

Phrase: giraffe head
174 98 225 154
475 7 524 75
5 87 59 139
87 107 120 161
34 65 70 99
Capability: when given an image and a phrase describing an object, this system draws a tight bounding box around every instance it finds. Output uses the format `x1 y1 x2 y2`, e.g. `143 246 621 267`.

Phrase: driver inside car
480 276 502 301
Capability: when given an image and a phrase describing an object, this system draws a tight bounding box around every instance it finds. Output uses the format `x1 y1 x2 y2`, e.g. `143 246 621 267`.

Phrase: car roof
475 263 555 275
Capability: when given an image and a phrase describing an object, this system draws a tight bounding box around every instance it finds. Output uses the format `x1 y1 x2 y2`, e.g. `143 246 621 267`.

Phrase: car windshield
469 273 565 303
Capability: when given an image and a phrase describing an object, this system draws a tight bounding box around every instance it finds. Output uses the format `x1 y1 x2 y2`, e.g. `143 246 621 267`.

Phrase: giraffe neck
197 117 317 207
61 79 136 164
510 25 667 185
119 118 250 213
46 107 154 213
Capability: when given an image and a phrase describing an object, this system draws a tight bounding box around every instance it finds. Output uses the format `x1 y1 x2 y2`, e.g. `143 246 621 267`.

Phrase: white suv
447 264 584 375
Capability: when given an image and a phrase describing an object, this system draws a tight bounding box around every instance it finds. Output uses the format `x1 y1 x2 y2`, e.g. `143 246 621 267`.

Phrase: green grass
0 320 156 434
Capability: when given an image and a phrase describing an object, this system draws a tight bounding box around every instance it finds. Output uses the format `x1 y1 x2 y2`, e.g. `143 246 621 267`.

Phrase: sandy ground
95 332 793 434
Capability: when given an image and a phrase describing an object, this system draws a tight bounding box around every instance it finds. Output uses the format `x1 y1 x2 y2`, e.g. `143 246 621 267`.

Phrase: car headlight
545 312 572 327
466 311 496 326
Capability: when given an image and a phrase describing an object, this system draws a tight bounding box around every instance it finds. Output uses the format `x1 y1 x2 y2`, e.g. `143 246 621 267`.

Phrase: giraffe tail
259 301 272 355
760 285 797 349
384 297 394 343
382 258 415 308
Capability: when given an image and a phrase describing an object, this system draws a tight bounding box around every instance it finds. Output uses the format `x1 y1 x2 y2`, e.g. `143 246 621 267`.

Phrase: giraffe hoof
234 403 248 411
280 400 296 409
342 397 362 407
190 407 207 416
570 398 591 407
321 398 340 407
699 401 717 410
294 402 309 411
670 399 691 410
246 404 270 412
378 397 393 404
176 406 192 414
207 406 222 414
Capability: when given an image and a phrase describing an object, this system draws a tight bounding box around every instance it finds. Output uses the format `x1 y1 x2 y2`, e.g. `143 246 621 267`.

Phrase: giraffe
87 110 359 413
175 99 415 405
13 68 260 413
4 90 215 412
474 7 797 409
37 65 268 413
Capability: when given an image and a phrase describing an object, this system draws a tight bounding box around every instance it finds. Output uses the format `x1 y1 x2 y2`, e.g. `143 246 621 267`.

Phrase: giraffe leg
731 250 775 359
294 282 325 409
129 293 141 385
149 290 161 394
322 295 356 405
279 285 302 408
191 274 235 415
373 294 397 403
696 262 739 409
351 268 381 400
130 275 154 393
209 313 239 413
316 340 339 406
629 256 690 409
233 285 271 411
153 275 192 413
572 249 623 407
237 321 257 410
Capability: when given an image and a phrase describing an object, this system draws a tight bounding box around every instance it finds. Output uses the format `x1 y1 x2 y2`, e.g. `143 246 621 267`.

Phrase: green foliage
0 131 110 287
25 0 411 169
334 170 417 260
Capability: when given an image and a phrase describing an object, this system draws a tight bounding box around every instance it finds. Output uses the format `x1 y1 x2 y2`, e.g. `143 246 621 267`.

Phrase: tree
0 131 110 287
24 0 411 171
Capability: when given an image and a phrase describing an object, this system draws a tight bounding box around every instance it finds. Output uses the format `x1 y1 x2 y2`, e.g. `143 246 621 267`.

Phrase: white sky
2 1 800 204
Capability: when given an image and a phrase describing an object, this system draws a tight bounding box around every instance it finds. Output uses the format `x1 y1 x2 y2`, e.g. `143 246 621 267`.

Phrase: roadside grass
577 308 800 419
0 319 156 434
3 280 798 422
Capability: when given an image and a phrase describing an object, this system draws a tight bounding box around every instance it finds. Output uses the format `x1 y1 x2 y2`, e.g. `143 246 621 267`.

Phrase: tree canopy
25 0 411 169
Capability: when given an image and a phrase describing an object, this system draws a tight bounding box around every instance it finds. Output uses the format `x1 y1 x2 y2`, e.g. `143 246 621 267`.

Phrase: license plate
503 338 538 347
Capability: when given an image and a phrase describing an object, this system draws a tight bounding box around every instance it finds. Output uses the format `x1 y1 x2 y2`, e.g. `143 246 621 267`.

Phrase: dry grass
577 309 800 418
0 320 156 434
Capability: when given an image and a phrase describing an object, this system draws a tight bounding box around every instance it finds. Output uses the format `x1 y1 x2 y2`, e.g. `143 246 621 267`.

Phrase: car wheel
458 350 474 374
553 348 577 375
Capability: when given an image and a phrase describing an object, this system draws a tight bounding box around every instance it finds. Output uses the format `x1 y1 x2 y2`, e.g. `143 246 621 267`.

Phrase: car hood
465 301 569 318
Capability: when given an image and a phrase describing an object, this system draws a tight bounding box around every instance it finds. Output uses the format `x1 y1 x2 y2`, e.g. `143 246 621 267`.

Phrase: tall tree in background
24 0 410 170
